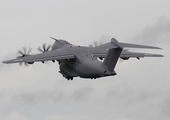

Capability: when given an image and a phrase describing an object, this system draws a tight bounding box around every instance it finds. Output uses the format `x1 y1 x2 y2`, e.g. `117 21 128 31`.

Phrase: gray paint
2 38 163 80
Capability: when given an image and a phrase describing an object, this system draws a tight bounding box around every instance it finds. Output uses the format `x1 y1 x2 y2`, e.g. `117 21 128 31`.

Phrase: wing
3 48 75 64
120 51 163 58
91 38 163 58
93 51 163 59
91 38 162 53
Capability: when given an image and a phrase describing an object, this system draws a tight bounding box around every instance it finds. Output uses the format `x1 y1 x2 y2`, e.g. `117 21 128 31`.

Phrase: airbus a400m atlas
3 37 163 80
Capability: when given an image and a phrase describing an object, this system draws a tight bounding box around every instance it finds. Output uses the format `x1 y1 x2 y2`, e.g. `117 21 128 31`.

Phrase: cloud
0 52 17 71
11 89 66 105
0 91 5 98
116 118 133 120
0 63 3 69
106 86 159 105
129 16 170 45
68 87 93 102
46 115 69 120
98 35 111 44
0 58 7 70
88 35 111 47
160 94 170 118
47 114 92 120
8 86 93 105
6 111 30 120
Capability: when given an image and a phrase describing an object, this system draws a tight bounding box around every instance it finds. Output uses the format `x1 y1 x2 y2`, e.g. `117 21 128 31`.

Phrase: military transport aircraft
2 37 163 80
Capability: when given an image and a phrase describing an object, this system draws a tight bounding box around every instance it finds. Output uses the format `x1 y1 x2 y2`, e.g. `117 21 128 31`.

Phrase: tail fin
103 48 122 72
102 38 162 72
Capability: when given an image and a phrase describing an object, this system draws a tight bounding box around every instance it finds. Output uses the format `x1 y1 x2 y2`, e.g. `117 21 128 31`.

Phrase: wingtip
145 54 164 57
159 47 163 50
157 54 164 57
2 59 20 64
154 46 163 50
2 61 8 64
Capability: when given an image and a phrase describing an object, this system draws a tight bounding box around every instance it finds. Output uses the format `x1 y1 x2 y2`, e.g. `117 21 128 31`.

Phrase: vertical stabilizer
103 48 122 71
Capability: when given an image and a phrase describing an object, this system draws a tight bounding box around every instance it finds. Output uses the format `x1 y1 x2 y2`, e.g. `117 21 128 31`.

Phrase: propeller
17 47 32 66
89 41 102 47
37 43 52 63
89 41 103 60
38 43 51 53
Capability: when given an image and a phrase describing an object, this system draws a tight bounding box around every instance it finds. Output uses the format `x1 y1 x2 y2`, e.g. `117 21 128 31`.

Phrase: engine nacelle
27 62 34 64
120 57 130 60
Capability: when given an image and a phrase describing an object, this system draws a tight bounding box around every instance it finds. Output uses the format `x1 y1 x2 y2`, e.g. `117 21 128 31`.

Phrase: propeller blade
19 62 22 66
38 43 51 53
17 50 24 55
23 47 27 55
24 62 28 67
46 45 51 51
94 41 98 47
89 41 102 47
38 47 43 52
16 47 32 66
43 43 46 51
27 48 32 54
89 44 93 47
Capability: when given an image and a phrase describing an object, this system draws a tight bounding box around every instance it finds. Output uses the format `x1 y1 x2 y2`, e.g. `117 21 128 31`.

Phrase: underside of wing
3 48 75 64
120 51 164 58
93 51 163 59
91 38 163 59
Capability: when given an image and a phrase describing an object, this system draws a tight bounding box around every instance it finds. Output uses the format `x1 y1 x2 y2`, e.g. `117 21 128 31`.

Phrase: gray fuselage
57 45 115 79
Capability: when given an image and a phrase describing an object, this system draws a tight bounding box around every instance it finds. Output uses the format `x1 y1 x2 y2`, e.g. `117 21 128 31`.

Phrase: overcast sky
0 0 170 120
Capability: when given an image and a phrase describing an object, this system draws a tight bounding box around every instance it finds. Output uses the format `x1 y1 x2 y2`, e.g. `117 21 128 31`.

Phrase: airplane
2 37 163 80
